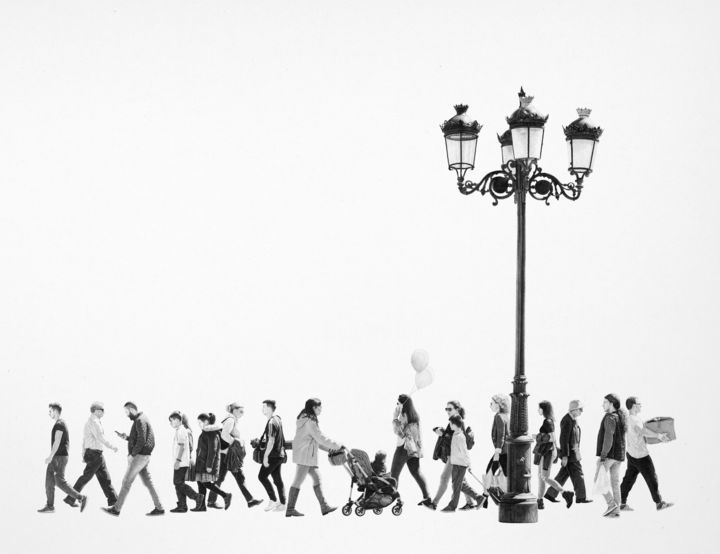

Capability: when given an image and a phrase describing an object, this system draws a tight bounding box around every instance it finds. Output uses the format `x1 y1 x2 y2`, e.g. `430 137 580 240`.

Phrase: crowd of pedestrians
39 393 673 519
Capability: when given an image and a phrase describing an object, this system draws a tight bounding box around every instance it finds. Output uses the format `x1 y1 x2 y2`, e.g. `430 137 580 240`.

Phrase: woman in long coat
285 398 345 517
192 413 232 511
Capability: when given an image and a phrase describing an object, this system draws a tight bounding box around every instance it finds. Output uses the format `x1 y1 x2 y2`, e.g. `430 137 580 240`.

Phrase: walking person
533 401 574 509
102 402 164 516
596 393 626 518
440 415 476 512
544 400 592 504
256 400 288 512
63 402 118 509
192 413 233 511
391 394 432 508
168 411 204 513
484 394 510 505
619 397 673 511
207 402 262 510
38 403 88 513
430 400 484 510
286 398 346 517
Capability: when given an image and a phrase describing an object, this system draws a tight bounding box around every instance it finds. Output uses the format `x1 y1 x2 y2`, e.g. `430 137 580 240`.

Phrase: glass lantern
564 108 603 178
497 129 514 165
440 104 482 180
506 89 548 161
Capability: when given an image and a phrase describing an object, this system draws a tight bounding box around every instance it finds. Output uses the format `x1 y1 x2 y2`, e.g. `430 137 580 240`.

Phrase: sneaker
419 497 433 509
537 499 545 510
602 503 618 517
440 505 455 512
79 495 88 513
146 508 165 516
576 498 593 504
37 506 55 513
101 506 120 516
657 501 674 511
207 502 222 509
170 507 188 513
543 491 559 502
247 498 262 508
619 504 634 511
63 498 78 508
459 502 477 511
224 494 233 511
562 491 574 509
605 509 620 518
264 500 278 512
273 502 286 512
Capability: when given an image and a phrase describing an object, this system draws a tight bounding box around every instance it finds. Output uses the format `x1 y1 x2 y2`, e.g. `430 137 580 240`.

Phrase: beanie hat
604 393 621 411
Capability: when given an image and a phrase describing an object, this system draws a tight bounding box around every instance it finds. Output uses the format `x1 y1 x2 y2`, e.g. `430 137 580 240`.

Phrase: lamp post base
498 435 538 523
499 493 538 523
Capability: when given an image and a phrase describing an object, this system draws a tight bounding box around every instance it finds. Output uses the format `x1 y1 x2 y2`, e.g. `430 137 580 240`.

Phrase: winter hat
604 394 621 411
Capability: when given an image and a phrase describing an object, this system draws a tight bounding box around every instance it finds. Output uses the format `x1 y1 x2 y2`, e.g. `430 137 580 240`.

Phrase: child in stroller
337 448 403 516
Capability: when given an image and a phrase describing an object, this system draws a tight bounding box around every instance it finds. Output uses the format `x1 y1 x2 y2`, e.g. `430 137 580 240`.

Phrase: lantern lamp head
441 104 482 180
506 88 548 162
563 108 603 179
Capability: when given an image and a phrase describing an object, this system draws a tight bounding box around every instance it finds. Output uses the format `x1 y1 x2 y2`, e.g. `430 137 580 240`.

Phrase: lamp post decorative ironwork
440 89 603 524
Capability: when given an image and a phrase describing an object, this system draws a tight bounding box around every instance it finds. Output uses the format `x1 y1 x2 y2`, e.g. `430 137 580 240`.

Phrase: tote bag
592 463 611 496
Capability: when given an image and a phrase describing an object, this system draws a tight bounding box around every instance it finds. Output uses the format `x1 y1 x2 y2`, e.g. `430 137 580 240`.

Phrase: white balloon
414 368 434 390
410 349 429 373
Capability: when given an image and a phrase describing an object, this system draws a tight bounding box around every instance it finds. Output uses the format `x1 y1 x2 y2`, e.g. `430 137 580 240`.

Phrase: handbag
592 463 611 496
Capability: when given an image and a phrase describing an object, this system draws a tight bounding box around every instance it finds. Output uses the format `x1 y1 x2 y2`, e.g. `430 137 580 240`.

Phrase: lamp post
440 89 603 524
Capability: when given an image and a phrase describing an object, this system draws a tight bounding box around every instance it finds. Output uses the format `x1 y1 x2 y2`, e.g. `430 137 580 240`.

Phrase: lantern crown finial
577 107 592 118
506 88 548 127
563 108 603 140
440 103 481 136
454 104 469 115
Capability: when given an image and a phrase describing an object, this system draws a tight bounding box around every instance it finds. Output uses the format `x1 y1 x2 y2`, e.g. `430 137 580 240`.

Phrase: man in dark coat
544 400 592 504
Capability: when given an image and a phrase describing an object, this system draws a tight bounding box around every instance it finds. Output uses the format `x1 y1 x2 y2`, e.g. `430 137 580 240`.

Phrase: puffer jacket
196 430 221 475
292 414 341 467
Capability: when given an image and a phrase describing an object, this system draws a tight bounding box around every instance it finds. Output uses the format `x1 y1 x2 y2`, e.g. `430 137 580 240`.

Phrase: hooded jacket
292 414 341 467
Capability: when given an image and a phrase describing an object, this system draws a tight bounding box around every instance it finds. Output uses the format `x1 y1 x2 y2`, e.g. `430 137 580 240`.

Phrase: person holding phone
391 394 432 508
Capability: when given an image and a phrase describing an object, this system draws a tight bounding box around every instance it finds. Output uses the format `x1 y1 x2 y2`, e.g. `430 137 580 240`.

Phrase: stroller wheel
391 504 402 516
341 504 352 517
373 508 383 515
355 506 366 517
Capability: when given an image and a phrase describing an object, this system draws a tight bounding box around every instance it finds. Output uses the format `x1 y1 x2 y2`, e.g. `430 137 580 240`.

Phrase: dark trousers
65 450 117 506
545 460 587 501
45 456 81 508
208 453 254 504
621 453 662 504
173 468 199 508
390 446 430 499
446 465 470 510
258 458 286 504
198 481 228 498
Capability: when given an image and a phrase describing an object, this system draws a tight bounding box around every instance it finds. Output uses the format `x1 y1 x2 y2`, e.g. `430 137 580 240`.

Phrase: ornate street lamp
439 89 603 524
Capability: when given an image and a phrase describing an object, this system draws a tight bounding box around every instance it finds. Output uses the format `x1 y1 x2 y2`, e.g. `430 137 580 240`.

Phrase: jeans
546 460 587 501
65 450 117 506
114 454 162 512
291 465 321 488
45 456 82 508
433 460 477 504
390 446 430 499
173 467 199 508
602 459 622 508
620 454 662 504
208 453 255 505
446 465 471 510
258 458 286 503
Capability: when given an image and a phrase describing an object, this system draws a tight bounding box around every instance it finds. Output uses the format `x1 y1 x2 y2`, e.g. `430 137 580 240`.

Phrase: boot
191 493 207 512
285 486 304 517
313 484 337 515
537 498 545 510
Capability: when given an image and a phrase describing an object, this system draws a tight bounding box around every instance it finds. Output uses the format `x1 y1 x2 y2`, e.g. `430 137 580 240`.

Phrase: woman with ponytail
168 411 203 513
193 413 232 511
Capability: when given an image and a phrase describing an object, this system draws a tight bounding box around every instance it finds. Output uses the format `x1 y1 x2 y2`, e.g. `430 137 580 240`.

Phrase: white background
1 1 717 552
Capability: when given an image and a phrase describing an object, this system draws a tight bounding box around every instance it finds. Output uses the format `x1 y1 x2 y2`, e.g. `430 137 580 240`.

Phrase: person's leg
70 450 101 498
609 460 622 507
45 461 56 508
637 455 662 504
208 453 228 505
568 461 587 501
544 464 569 500
52 456 82 500
497 454 508 491
620 454 641 505
137 456 163 510
460 478 480 501
94 453 118 505
269 459 286 505
432 461 452 504
445 466 466 511
406 457 430 499
114 456 145 512
310 468 335 515
230 467 256 503
286 465 309 517
291 465 310 489
173 468 188 509
389 446 407 483
258 464 277 502
538 465 547 499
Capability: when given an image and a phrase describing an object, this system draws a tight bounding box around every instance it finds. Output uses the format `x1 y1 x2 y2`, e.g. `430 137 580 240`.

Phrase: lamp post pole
440 90 603 523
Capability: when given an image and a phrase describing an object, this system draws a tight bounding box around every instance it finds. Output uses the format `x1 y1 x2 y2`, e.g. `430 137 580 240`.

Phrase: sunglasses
445 408 453 412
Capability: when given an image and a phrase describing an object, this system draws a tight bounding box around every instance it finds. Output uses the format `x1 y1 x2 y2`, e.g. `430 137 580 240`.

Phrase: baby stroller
330 448 402 516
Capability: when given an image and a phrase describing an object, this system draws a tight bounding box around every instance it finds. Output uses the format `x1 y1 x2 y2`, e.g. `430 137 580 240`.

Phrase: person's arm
220 418 235 445
600 416 616 460
492 416 505 459
130 418 147 456
640 420 667 441
206 436 218 472
263 422 275 466
46 430 63 463
92 419 116 451
309 420 342 451
559 417 571 460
